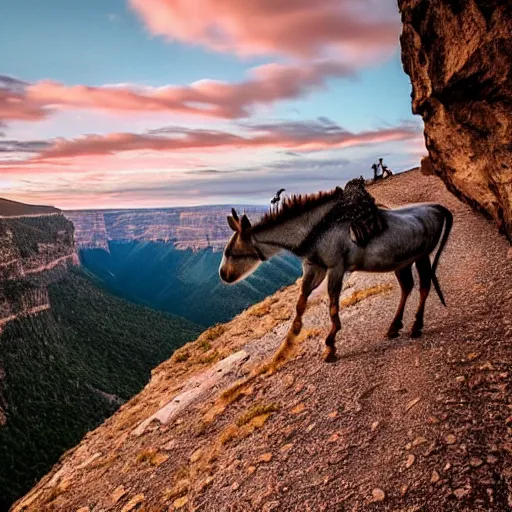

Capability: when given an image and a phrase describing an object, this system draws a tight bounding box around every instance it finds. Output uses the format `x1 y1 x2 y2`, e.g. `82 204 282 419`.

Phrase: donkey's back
352 203 449 273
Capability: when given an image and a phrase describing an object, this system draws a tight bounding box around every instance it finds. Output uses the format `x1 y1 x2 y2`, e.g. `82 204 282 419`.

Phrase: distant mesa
0 197 60 217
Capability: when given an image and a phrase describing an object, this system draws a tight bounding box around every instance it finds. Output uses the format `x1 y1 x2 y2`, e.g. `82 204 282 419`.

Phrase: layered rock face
398 0 512 241
0 214 77 328
66 205 266 251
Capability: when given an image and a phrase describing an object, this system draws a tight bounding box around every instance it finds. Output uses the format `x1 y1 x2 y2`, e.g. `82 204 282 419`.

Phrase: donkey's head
219 208 263 284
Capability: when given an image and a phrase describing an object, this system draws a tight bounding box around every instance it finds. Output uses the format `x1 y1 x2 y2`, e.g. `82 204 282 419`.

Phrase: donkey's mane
250 187 344 233
249 177 387 246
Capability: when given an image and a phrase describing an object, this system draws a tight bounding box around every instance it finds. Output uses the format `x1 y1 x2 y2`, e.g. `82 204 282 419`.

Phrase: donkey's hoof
386 321 402 339
410 328 422 338
322 348 337 363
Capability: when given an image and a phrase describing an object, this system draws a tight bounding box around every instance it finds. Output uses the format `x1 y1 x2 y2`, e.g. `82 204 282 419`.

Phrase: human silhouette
270 188 286 212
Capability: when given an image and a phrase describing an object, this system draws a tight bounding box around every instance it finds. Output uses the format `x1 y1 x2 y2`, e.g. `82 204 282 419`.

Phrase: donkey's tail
431 205 453 307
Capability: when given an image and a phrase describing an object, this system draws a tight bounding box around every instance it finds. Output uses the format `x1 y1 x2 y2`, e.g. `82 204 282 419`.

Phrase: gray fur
220 200 453 361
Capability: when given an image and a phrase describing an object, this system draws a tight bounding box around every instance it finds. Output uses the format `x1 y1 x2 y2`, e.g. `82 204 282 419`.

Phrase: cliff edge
0 198 60 218
398 0 512 241
13 170 512 512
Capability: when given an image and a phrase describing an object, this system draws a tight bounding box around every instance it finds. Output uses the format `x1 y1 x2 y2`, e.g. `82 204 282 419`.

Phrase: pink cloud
1 120 421 163
129 0 399 59
0 61 353 123
0 86 48 121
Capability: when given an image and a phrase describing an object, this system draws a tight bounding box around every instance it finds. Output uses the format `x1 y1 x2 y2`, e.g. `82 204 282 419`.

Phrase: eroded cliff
0 206 201 509
398 0 512 241
0 213 77 329
66 206 266 252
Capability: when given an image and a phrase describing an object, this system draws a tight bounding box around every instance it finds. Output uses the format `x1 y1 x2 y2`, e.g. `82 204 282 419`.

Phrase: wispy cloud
0 139 50 154
129 0 399 60
2 119 421 162
1 144 416 210
0 61 356 123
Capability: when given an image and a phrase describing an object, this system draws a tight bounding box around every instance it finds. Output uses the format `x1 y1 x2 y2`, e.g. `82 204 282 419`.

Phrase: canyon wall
66 206 266 251
0 214 77 326
0 210 200 508
0 213 77 425
398 0 512 241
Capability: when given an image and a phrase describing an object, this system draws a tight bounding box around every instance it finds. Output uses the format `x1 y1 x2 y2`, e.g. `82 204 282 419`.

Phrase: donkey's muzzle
219 267 235 283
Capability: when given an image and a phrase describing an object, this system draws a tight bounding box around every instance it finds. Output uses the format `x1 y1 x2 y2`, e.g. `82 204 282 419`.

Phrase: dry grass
236 403 280 427
136 448 169 467
197 339 212 352
248 302 271 318
219 403 279 447
206 327 317 425
197 324 226 345
187 402 281 491
264 328 321 375
248 296 280 318
340 284 393 308
197 351 221 365
162 477 190 502
220 377 253 404
173 349 190 363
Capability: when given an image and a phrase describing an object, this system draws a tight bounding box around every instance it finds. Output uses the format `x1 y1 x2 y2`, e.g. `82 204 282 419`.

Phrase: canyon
0 204 201 509
0 200 300 508
66 205 266 252
13 169 511 512
66 206 302 326
0 212 78 334
3 3 512 509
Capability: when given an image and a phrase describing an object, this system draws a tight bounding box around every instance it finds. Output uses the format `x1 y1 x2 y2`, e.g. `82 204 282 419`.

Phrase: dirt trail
12 170 512 512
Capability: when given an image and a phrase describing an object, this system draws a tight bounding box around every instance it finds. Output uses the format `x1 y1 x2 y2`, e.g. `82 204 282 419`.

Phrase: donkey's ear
240 214 251 231
227 216 239 232
231 208 239 221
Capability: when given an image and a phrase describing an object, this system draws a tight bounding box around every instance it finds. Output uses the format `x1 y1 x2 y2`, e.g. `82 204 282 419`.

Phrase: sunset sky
0 0 425 209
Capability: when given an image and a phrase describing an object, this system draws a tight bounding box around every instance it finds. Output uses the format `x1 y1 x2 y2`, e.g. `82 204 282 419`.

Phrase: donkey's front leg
290 261 326 336
323 267 344 362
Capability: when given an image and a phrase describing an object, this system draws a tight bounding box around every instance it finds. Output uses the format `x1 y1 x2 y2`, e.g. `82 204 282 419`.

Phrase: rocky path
12 170 512 512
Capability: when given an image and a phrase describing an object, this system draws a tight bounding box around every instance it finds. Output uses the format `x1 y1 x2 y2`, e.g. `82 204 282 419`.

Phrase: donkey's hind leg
290 261 326 336
323 267 344 363
411 256 432 338
386 265 413 338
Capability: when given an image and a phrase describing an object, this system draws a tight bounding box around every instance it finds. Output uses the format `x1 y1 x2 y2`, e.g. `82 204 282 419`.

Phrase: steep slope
0 210 201 510
0 214 77 331
398 0 512 240
0 198 60 217
0 269 200 510
14 170 512 511
80 243 302 326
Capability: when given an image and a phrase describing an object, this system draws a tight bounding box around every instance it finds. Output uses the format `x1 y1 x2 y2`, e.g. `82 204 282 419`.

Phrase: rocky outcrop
0 197 60 217
398 0 512 241
0 213 77 329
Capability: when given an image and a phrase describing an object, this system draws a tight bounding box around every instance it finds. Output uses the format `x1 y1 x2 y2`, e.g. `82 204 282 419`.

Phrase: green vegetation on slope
80 241 302 327
0 268 200 509
2 215 74 258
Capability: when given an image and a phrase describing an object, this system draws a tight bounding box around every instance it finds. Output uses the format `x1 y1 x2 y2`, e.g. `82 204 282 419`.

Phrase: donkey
219 188 453 362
